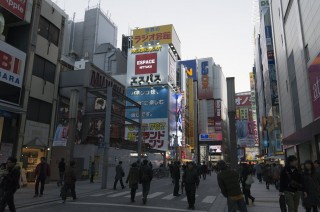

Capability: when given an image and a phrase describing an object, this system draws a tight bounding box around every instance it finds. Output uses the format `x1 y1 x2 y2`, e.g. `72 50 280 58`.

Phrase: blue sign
126 86 168 119
263 140 269 147
179 60 197 80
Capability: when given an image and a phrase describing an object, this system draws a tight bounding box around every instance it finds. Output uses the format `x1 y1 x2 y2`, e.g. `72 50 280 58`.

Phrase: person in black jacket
58 158 65 187
279 155 305 212
139 160 153 204
0 157 21 212
183 162 200 210
172 161 181 196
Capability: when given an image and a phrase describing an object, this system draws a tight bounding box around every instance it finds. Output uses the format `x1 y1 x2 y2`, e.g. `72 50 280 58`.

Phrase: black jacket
140 165 153 183
172 164 180 180
2 166 20 194
279 166 303 193
218 169 242 198
183 168 199 186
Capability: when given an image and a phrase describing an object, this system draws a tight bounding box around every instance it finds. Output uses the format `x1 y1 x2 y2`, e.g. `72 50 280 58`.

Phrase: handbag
279 195 287 212
245 175 254 185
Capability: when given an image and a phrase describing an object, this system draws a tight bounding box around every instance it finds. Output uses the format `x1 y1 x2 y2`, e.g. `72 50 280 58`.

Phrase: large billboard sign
179 60 197 80
135 53 157 75
308 53 320 120
0 0 27 20
198 58 213 99
236 120 256 147
235 94 251 107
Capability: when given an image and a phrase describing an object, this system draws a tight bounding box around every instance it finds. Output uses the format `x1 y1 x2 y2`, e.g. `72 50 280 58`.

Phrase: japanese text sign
0 0 27 20
135 53 157 75
133 24 173 47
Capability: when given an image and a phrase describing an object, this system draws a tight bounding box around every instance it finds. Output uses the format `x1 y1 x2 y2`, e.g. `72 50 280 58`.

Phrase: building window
38 16 60 46
27 98 52 124
240 108 248 120
305 44 310 62
33 55 56 83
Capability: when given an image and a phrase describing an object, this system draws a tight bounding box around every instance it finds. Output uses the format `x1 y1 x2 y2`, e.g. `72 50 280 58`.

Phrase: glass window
38 16 60 46
32 55 56 83
49 24 60 46
27 98 52 124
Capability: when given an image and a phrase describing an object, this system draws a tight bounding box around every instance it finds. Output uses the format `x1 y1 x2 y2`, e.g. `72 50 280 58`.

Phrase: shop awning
24 138 48 148
0 102 26 114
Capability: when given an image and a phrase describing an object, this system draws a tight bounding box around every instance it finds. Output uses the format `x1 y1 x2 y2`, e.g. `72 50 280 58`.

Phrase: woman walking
302 160 320 212
242 164 255 205
263 164 272 190
126 162 139 203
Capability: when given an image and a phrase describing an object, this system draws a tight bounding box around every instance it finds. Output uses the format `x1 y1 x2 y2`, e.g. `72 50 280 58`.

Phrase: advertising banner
53 125 68 146
236 120 256 147
235 94 251 107
168 53 177 86
245 147 260 161
126 86 168 119
269 64 279 105
127 45 169 87
126 118 168 151
0 0 27 20
179 60 197 80
265 26 272 46
308 53 320 120
198 58 213 99
187 78 195 148
250 72 259 145
209 145 222 154
199 133 222 141
133 24 173 47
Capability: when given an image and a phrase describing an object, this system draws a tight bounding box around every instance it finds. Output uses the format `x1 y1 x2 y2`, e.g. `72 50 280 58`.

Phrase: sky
56 0 254 93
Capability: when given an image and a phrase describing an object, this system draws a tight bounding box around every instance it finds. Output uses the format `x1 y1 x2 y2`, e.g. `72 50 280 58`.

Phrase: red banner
308 53 320 120
135 53 157 75
0 0 27 20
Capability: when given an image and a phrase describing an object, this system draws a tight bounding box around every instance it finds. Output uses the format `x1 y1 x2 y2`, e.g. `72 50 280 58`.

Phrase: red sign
308 53 320 120
0 0 27 20
135 53 157 75
235 95 251 107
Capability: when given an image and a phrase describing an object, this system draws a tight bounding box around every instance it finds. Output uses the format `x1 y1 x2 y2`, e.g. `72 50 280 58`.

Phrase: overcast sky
56 0 254 92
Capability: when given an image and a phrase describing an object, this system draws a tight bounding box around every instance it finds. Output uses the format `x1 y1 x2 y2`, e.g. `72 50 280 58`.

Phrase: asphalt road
19 173 220 212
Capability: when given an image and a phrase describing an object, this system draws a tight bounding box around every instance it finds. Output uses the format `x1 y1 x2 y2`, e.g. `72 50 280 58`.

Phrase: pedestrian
0 157 20 212
243 169 255 205
61 161 77 203
254 163 263 183
172 161 181 196
181 164 187 194
302 160 320 212
208 162 212 176
57 158 65 187
201 162 207 180
90 162 95 183
139 159 153 204
182 162 200 210
263 164 272 189
272 163 281 190
113 161 125 190
126 162 139 203
217 160 248 212
314 160 320 174
34 157 50 197
279 155 304 212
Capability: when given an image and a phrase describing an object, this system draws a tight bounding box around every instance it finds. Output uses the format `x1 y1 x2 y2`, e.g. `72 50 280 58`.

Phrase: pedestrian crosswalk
89 191 216 204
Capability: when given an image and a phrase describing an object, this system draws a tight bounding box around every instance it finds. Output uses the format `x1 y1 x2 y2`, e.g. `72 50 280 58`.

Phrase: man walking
183 162 200 210
113 161 125 190
61 161 77 203
140 159 153 204
172 161 181 196
254 163 263 183
90 162 95 183
217 160 247 212
58 158 65 187
0 157 20 212
34 157 50 197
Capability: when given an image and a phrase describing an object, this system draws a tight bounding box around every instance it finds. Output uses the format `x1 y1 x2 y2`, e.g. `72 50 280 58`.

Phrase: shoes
62 200 66 204
173 194 180 197
39 194 43 197
189 205 195 210
131 199 135 203
252 198 255 203
142 197 146 204
73 198 77 201
33 194 38 198
122 186 126 189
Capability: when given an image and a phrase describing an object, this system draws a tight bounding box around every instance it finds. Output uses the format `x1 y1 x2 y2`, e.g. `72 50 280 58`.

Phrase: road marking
181 195 198 201
148 192 165 199
108 191 130 197
202 195 216 203
124 192 142 198
90 191 116 197
162 194 176 200
68 202 207 212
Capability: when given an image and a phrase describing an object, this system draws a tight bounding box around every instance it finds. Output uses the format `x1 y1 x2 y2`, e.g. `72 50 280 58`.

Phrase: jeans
90 173 94 183
113 178 125 189
243 188 255 204
284 191 300 212
257 173 262 182
35 177 46 195
227 197 248 212
130 188 137 201
173 178 180 195
0 192 15 212
58 172 64 186
185 183 196 207
142 182 151 199
61 183 76 200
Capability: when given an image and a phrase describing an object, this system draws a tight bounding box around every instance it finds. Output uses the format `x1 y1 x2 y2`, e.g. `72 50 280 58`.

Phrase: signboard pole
101 85 112 189
138 108 142 163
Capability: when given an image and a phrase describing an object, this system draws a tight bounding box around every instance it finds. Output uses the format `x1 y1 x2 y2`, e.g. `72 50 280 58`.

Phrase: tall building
254 0 283 161
269 0 320 162
0 0 67 182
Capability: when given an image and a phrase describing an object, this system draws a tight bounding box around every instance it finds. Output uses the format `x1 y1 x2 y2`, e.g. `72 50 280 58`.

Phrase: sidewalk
14 179 113 209
210 180 304 212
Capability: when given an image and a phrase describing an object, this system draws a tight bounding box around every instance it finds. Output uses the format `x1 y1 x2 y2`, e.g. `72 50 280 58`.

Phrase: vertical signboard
180 60 197 81
308 53 320 120
0 0 27 20
250 72 259 146
198 58 213 99
187 78 195 148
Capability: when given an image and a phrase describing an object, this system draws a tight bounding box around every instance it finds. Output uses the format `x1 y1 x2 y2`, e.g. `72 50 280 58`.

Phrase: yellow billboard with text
133 24 173 47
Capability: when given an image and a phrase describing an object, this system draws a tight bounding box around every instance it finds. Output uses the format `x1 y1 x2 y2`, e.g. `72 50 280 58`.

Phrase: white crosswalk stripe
90 191 116 197
124 192 142 198
108 191 130 197
181 195 198 201
148 192 165 199
161 194 176 200
201 196 216 203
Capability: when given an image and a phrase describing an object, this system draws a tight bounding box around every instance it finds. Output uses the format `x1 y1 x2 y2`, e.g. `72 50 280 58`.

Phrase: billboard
0 40 26 105
214 99 222 132
168 53 177 86
187 78 195 148
126 86 168 119
265 26 272 46
127 45 169 87
126 118 168 151
236 120 256 147
269 64 279 105
308 53 320 120
0 0 27 20
179 60 197 80
235 94 251 107
198 58 213 99
245 147 260 161
133 24 173 46
199 133 222 142
53 125 68 146
209 145 222 154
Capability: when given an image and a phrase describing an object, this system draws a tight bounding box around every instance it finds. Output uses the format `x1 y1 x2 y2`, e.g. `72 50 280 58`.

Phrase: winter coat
139 165 153 183
302 172 320 208
59 161 65 173
218 169 242 198
183 168 200 186
126 167 139 189
0 165 20 194
263 166 272 182
35 162 50 179
64 166 76 184
279 166 303 193
115 164 125 180
172 164 180 180
254 164 263 174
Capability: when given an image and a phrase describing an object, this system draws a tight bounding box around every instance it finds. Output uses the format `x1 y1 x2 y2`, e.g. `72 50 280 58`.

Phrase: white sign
0 40 26 88
53 125 68 146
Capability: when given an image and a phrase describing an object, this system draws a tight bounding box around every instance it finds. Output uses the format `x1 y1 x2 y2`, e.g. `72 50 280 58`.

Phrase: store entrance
21 147 47 182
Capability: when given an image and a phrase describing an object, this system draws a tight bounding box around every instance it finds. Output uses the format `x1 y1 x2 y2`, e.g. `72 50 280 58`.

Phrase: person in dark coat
90 162 95 183
140 159 153 204
172 161 181 196
241 164 255 205
263 164 272 190
58 158 65 187
183 162 200 210
217 160 247 212
113 161 125 190
34 157 50 197
201 162 208 180
126 162 139 203
61 161 77 203
302 160 320 212
279 155 304 212
0 157 20 212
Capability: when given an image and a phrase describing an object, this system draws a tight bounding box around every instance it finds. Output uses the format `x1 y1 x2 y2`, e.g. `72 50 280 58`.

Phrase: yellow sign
188 78 195 149
133 24 173 46
131 46 162 54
